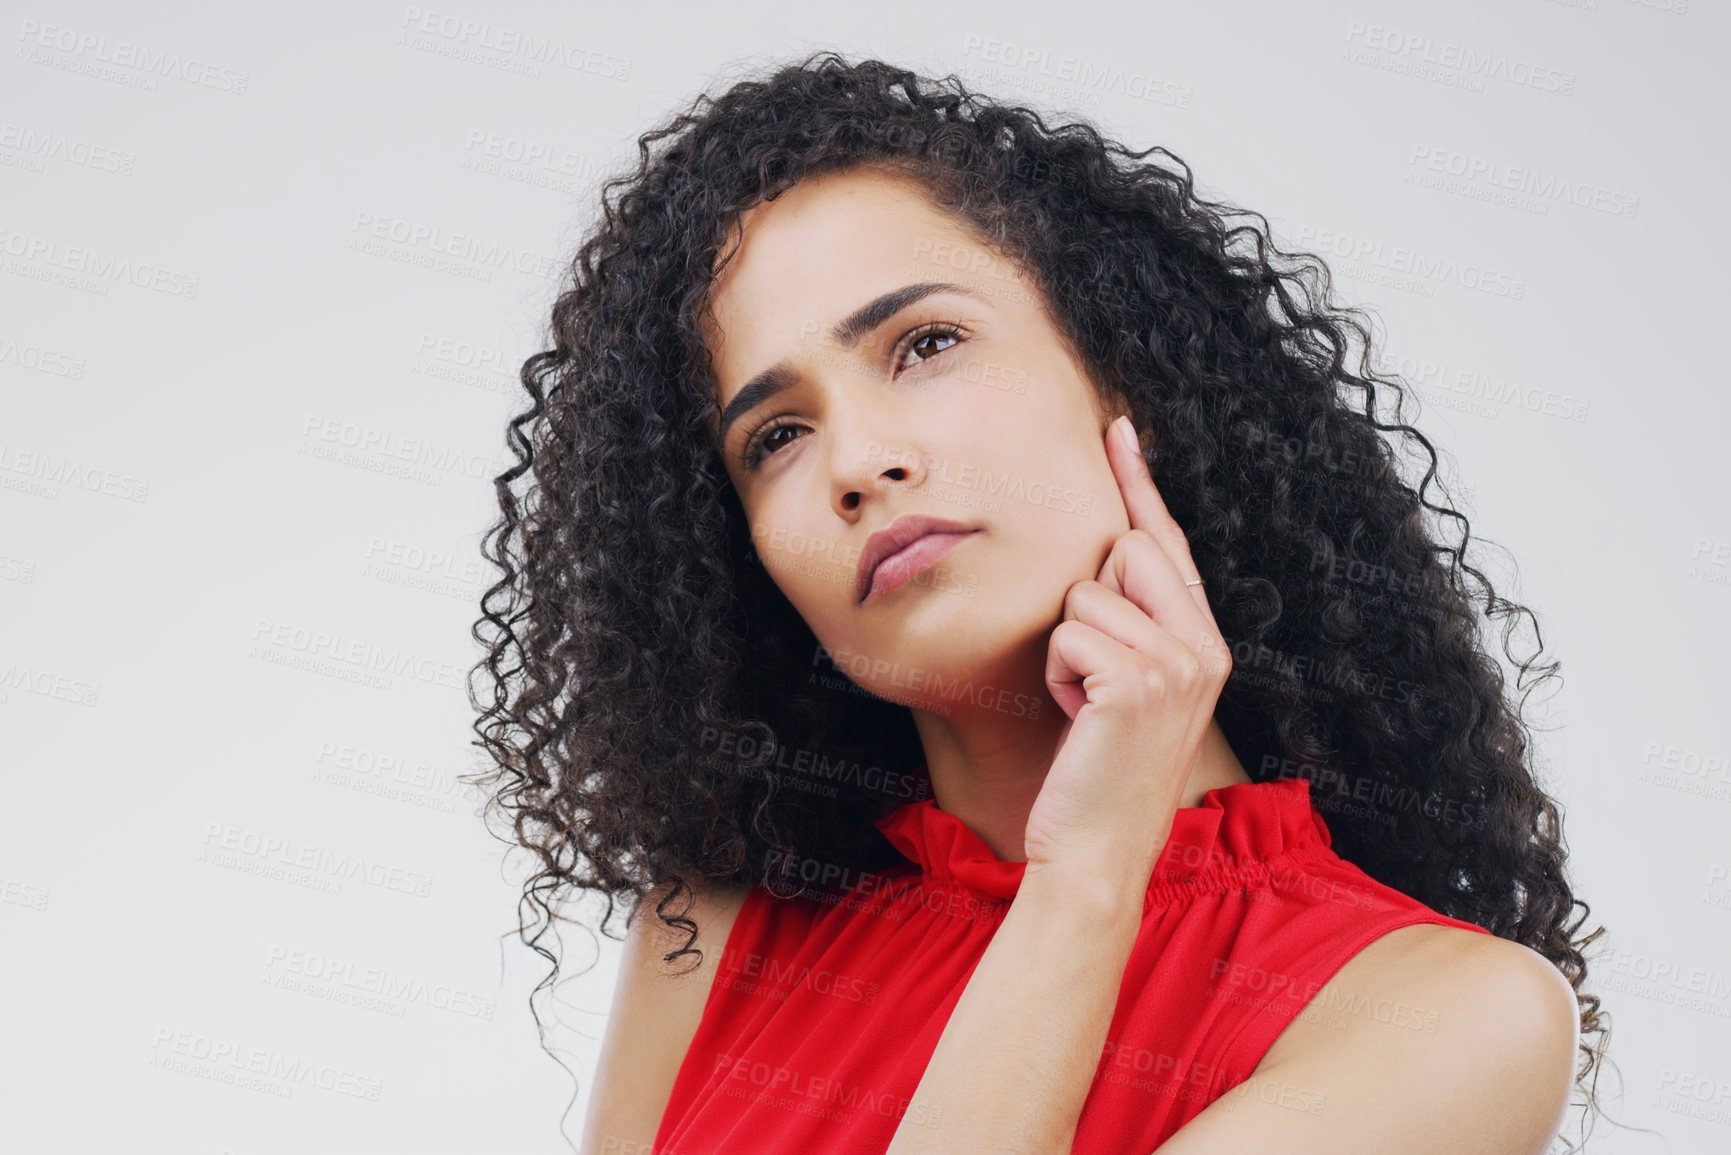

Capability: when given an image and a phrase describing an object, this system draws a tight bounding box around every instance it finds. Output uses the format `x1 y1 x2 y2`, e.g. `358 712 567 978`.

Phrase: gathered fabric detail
873 776 1334 912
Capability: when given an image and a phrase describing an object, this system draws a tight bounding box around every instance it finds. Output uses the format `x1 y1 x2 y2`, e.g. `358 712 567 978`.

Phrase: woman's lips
861 531 977 602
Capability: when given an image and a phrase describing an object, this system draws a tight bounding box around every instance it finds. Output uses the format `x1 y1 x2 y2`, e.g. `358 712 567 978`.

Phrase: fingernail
1116 415 1139 453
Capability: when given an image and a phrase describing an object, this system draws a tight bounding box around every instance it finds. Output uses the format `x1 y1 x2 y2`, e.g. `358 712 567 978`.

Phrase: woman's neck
909 709 1252 864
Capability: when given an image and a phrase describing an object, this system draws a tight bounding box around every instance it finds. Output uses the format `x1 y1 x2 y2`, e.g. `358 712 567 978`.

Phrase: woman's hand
885 417 1233 1155
1022 415 1233 883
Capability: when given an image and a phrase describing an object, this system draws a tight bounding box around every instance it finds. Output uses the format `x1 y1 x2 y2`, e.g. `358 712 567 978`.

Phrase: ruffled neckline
873 775 1330 903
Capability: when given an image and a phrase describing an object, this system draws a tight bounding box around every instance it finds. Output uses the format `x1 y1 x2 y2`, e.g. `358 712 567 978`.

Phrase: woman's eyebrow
716 281 988 444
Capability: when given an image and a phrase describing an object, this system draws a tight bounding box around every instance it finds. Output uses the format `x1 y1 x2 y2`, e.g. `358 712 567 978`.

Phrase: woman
469 52 1618 1153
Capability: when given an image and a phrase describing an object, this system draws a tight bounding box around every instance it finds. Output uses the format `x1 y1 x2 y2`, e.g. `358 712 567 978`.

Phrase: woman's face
703 164 1134 716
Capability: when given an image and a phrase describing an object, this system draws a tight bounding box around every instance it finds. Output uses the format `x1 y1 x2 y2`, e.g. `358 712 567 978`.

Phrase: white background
2 1 1726 1152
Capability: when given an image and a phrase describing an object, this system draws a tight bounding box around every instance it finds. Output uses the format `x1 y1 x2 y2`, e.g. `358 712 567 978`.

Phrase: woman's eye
741 419 805 468
897 325 962 373
740 324 965 470
759 424 801 455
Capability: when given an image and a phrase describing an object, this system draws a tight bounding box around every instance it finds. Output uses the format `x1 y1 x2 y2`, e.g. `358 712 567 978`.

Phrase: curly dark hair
467 50 1631 1152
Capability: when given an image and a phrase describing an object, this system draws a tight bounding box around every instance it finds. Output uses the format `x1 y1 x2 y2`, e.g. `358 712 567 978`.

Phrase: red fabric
653 775 1490 1154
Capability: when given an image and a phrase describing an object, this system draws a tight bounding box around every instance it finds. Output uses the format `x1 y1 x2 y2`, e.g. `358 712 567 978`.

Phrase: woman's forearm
885 860 1151 1155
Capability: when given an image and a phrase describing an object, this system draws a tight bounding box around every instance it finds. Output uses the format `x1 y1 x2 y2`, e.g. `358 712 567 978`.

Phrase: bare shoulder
577 876 755 1155
1258 921 1579 1061
1160 923 1580 1153
632 875 756 974
1281 923 1577 1145
1326 922 1578 1047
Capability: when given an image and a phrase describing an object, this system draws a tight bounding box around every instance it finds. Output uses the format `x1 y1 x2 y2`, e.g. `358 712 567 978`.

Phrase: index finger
1105 415 1218 628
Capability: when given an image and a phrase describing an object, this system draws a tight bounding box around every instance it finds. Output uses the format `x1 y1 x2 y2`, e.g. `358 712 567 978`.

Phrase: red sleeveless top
653 776 1490 1154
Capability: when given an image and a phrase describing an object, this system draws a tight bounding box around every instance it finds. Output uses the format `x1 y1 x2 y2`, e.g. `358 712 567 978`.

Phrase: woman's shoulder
614 874 759 1040
631 875 757 972
1245 923 1579 1138
1243 830 1579 1073
1153 924 1580 1151
577 876 759 1154
1268 920 1577 1048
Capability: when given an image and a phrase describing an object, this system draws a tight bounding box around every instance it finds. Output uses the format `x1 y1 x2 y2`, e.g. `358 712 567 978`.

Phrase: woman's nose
823 404 930 515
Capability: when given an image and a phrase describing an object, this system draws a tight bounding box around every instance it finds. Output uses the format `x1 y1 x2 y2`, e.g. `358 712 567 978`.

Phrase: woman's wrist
1021 844 1162 925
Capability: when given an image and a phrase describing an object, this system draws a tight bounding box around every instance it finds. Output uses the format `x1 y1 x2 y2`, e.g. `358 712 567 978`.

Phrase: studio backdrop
1 1 1725 1152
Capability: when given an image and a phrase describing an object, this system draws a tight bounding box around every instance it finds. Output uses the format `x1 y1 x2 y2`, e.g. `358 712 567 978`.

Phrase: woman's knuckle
1196 635 1231 677
1175 656 1203 689
1112 528 1152 560
1065 580 1099 615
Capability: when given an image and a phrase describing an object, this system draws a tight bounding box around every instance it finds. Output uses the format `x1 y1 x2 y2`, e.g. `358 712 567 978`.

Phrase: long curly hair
467 50 1628 1151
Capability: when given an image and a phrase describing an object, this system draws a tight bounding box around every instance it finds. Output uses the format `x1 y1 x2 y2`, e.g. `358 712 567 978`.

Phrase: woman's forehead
703 169 995 351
